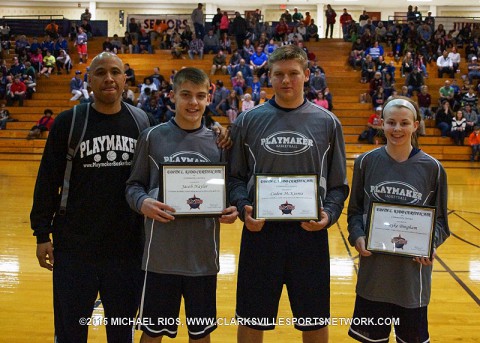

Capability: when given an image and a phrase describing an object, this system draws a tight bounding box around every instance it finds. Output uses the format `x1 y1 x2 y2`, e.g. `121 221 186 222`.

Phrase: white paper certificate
254 174 319 221
367 202 436 258
160 164 227 216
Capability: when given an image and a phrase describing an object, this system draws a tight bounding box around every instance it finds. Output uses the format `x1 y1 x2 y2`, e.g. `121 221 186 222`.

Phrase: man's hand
244 205 265 232
301 209 330 231
219 206 239 224
140 197 176 223
212 125 232 149
37 242 54 271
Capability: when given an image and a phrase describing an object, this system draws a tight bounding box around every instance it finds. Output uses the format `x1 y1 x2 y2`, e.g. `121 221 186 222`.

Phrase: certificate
159 163 227 217
366 202 436 258
254 174 319 221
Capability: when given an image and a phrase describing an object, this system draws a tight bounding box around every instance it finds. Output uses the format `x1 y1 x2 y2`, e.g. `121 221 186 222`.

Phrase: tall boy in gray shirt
228 45 349 343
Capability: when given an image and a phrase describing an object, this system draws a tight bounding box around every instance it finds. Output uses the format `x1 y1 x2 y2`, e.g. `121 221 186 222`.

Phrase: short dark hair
44 109 53 115
173 67 210 91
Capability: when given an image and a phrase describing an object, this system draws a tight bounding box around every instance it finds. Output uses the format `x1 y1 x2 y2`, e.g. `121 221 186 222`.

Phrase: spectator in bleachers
69 70 89 101
102 37 114 53
462 86 478 109
274 18 289 42
401 51 414 77
436 100 454 137
439 79 455 107
371 86 386 109
250 46 268 83
136 86 151 109
6 76 26 107
55 49 72 75
41 35 54 56
121 32 134 54
211 50 227 75
54 36 68 57
358 10 369 27
26 108 54 139
144 96 164 123
417 21 432 47
81 8 91 22
241 92 254 112
45 20 59 40
340 8 353 41
310 69 327 95
139 77 158 96
306 19 319 42
29 37 41 56
122 83 135 105
122 63 135 86
264 38 278 57
135 30 152 54
232 58 253 86
366 106 383 144
417 85 433 120
399 85 410 98
0 103 12 129
297 23 307 41
171 35 185 59
232 11 248 50
75 27 88 63
39 50 55 78
374 22 387 43
110 34 122 54
226 90 240 123
227 50 242 76
325 4 336 39
203 29 220 55
463 104 478 134
406 68 424 97
350 37 365 69
292 7 304 25
287 26 303 43
280 9 292 24
80 19 93 39
219 33 232 54
188 32 204 60
451 110 467 145
251 75 262 103
209 80 229 115
191 3 205 39
22 61 36 98
0 71 6 100
180 25 193 47
360 28 374 51
361 54 375 83
467 56 480 83
231 71 247 98
219 12 230 36
468 126 480 161
255 90 269 105
464 41 477 62
392 37 404 61
241 39 255 63
14 35 29 56
413 53 428 78
382 72 395 98
30 48 43 72
448 47 461 73
375 55 388 74
313 91 329 109
128 17 140 42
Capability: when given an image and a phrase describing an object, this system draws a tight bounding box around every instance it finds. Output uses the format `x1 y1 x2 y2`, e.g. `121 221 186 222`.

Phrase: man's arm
30 112 71 244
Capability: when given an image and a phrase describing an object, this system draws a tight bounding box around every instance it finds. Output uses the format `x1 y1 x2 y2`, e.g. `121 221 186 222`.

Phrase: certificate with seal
159 163 227 217
366 202 436 258
254 174 319 221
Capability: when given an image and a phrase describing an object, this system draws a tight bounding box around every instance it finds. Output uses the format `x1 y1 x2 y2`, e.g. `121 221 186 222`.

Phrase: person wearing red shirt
340 8 353 41
7 76 26 107
26 108 55 139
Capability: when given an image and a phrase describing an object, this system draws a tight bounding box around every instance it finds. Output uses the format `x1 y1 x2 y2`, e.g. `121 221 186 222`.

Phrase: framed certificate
366 202 436 258
254 174 319 221
159 163 227 217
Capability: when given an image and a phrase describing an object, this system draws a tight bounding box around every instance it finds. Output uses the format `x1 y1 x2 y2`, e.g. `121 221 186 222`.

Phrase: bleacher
0 37 475 162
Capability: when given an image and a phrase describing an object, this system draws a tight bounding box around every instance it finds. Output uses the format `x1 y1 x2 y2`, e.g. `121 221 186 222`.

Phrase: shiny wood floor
0 160 479 342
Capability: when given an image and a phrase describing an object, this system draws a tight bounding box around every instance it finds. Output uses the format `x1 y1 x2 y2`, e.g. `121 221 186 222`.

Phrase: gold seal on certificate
254 174 319 221
366 202 436 258
159 163 227 217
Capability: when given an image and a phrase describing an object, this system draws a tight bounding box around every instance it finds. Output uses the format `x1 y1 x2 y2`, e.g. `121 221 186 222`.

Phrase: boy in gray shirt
126 67 237 342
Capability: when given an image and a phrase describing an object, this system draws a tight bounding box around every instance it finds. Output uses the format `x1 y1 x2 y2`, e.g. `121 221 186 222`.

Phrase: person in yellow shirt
39 50 56 77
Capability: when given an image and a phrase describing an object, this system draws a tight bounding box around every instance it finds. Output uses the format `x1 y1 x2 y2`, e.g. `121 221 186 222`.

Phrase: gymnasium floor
0 160 478 342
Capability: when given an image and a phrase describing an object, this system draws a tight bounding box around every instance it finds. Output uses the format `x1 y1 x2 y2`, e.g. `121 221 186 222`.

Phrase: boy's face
269 59 309 108
171 80 210 130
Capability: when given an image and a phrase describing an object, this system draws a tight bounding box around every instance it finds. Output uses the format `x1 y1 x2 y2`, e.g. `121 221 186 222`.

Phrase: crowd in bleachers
347 6 480 144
